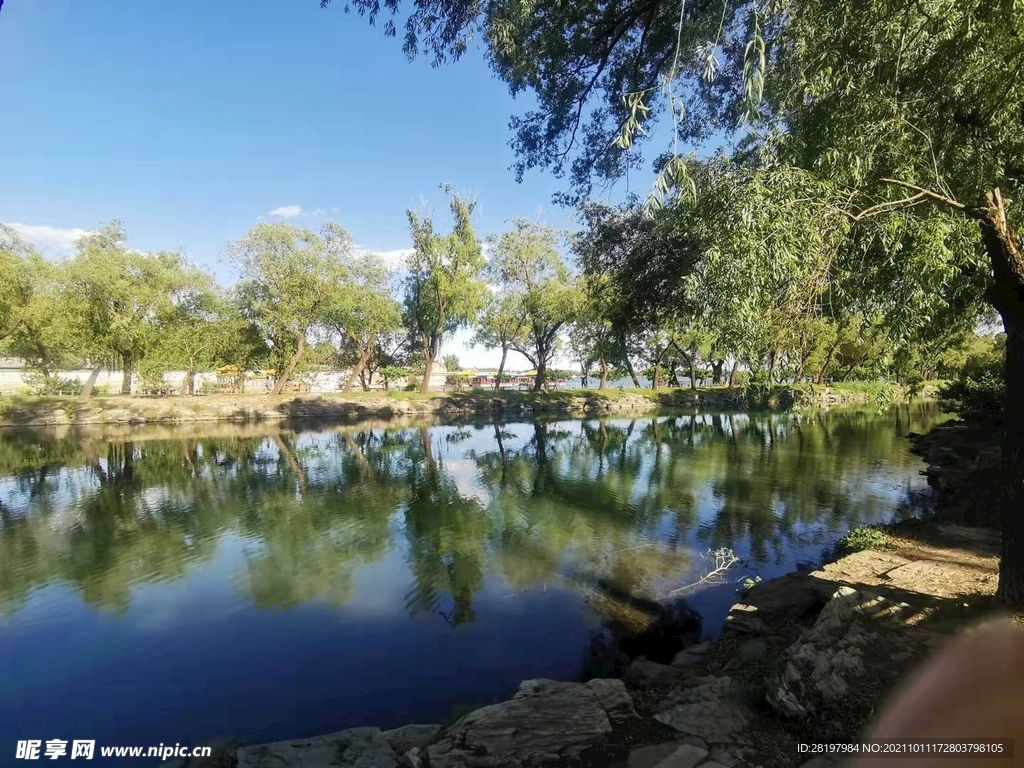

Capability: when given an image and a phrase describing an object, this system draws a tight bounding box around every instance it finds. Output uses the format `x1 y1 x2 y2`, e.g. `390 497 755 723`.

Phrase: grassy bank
0 381 937 428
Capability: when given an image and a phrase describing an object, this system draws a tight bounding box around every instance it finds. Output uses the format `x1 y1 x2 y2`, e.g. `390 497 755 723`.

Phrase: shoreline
180 410 994 768
0 383 929 428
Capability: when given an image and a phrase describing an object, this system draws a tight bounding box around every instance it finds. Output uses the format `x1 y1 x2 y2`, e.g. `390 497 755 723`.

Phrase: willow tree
324 254 402 392
404 186 488 393
490 221 579 391
231 223 350 395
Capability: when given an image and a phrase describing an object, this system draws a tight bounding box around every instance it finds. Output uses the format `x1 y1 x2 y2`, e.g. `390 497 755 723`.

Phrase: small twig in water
667 547 741 597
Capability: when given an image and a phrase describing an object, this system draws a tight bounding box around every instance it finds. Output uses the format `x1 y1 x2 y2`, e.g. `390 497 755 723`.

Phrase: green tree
0 226 36 345
490 221 579 390
324 254 402 392
144 283 257 395
61 222 206 396
472 294 525 391
404 186 488 393
231 222 349 395
442 353 461 372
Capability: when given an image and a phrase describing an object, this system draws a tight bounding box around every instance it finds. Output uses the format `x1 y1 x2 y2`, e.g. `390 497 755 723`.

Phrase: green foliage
442 354 461 372
938 358 1005 422
23 373 83 397
404 186 488 391
324 252 402 391
231 222 353 392
738 575 762 594
445 373 470 390
836 526 901 555
490 220 580 390
377 366 408 391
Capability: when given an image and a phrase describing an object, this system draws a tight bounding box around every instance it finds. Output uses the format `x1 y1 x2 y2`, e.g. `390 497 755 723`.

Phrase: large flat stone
655 744 710 768
426 678 637 768
627 743 679 768
653 676 750 745
237 727 397 768
380 724 440 755
882 559 996 598
624 658 689 688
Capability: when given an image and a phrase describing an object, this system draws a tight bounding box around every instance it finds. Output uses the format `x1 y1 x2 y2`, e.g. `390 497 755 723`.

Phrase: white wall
0 367 453 395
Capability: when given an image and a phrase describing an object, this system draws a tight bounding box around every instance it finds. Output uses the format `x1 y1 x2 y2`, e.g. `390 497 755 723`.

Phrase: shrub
835 525 900 554
937 357 1004 421
24 373 83 397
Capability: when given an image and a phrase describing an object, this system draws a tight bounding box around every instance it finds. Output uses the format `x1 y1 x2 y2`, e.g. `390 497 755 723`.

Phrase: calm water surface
0 405 945 759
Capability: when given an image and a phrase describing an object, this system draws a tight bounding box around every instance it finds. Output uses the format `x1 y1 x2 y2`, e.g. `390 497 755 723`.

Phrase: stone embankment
0 384 920 428
174 519 999 768
908 419 1001 527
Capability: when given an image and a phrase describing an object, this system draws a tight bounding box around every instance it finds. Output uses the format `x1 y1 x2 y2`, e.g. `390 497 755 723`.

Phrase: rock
679 736 708 751
237 727 399 768
722 574 834 640
381 724 440 755
708 746 745 767
671 642 712 668
723 638 768 671
623 658 689 688
425 678 637 768
767 586 910 719
655 744 710 768
627 743 679 768
626 743 710 768
653 676 751 745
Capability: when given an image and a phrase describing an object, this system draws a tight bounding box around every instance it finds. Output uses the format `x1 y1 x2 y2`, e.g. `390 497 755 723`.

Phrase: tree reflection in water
0 404 944 627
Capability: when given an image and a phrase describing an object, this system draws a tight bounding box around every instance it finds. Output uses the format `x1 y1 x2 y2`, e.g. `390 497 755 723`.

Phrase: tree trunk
344 337 375 392
495 345 508 391
420 335 439 394
599 358 609 389
978 191 1024 605
651 362 661 389
624 356 640 388
727 360 739 389
711 359 725 385
580 361 588 388
533 354 547 391
183 367 196 396
687 350 698 392
271 334 306 396
421 352 435 394
998 311 1024 604
121 353 133 395
79 364 104 400
815 341 840 385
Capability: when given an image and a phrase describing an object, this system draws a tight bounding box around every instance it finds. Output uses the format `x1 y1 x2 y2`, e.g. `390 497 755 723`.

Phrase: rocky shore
0 384 920 428
908 418 1002 528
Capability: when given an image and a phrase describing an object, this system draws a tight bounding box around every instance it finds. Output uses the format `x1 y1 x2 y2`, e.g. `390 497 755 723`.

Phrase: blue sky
0 0 653 367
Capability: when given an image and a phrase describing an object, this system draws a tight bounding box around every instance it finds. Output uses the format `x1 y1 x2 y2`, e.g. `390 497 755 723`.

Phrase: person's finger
848 620 1024 768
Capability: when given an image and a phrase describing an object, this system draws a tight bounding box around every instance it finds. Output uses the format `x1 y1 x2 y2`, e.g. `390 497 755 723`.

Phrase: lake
0 405 945 759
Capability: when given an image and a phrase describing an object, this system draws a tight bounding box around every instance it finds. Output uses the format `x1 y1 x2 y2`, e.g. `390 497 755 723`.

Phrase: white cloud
356 247 413 269
4 223 93 256
269 205 304 218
